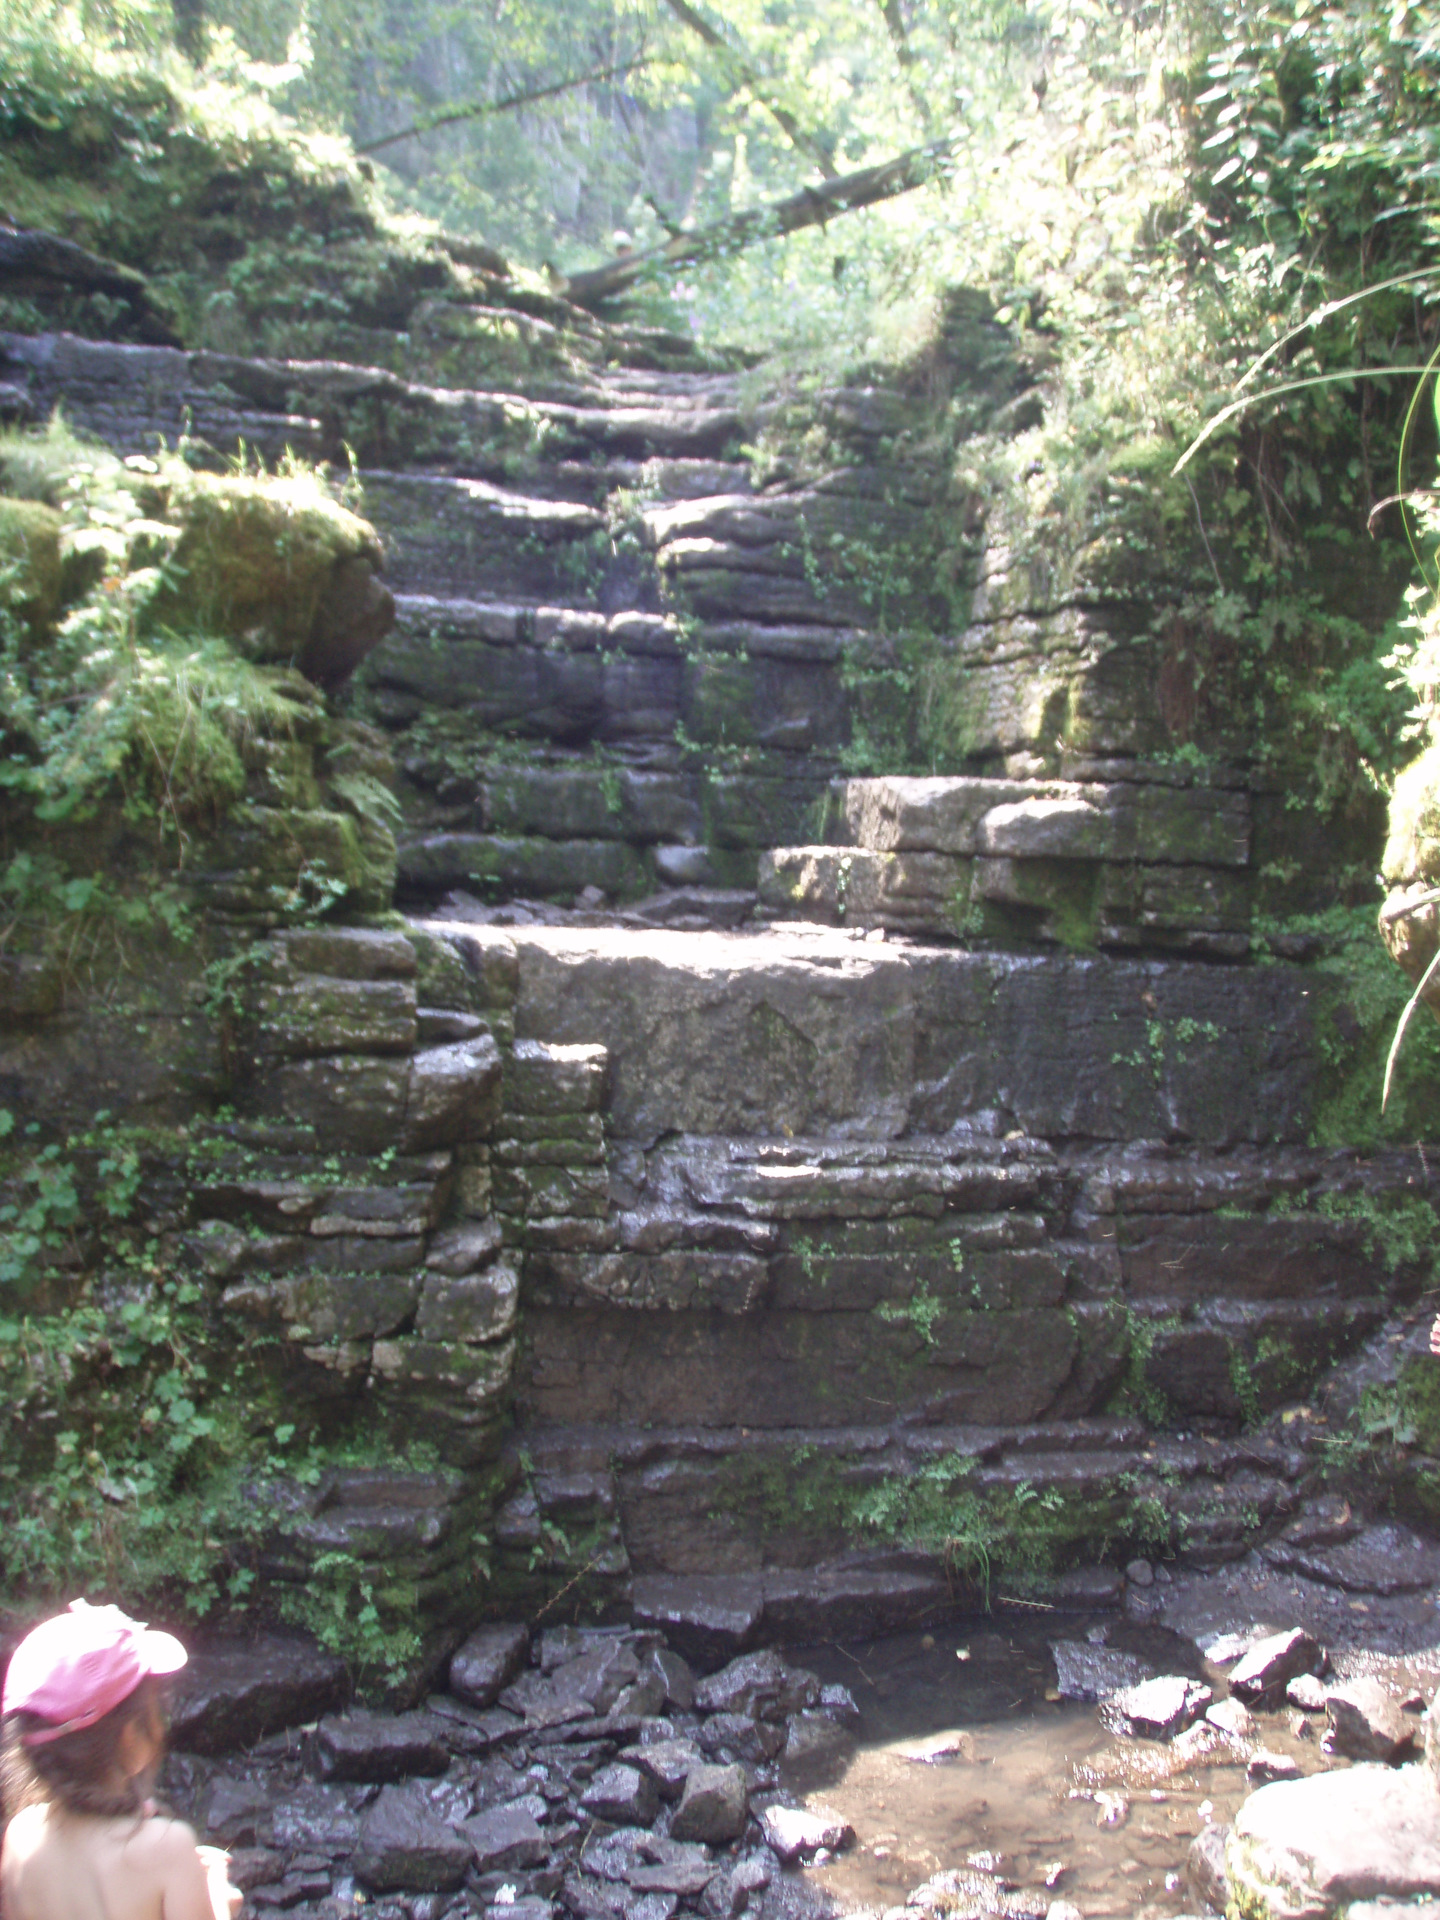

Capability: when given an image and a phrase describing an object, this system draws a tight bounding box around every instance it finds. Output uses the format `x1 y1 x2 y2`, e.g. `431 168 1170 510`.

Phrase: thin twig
531 1552 605 1625
829 1641 876 1686
1185 473 1223 590
1383 940 1440 1109
358 56 654 156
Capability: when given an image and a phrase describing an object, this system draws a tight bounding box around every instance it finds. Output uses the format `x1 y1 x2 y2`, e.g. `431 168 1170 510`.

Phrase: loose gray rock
1286 1674 1328 1712
1324 1678 1416 1764
1188 1825 1229 1912
310 1710 449 1783
671 1763 748 1845
1101 1675 1212 1740
782 1710 855 1772
1205 1698 1257 1742
694 1650 820 1721
1247 1751 1301 1783
464 1801 549 1871
581 1763 661 1827
204 1776 273 1846
697 1713 785 1763
1229 1629 1325 1706
449 1623 530 1709
630 1575 763 1671
582 1829 718 1895
702 1854 772 1920
1125 1558 1154 1587
818 1684 861 1730
1049 1642 1153 1703
649 1648 696 1711
1227 1764 1440 1919
624 1739 704 1801
354 1784 471 1892
760 1805 855 1866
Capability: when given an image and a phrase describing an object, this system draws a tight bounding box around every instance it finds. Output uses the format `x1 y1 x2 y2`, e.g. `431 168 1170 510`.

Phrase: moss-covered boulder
0 494 63 638
152 472 393 688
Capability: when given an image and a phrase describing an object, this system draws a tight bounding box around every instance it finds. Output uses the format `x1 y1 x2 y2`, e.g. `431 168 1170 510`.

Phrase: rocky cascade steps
3 296 1439 1647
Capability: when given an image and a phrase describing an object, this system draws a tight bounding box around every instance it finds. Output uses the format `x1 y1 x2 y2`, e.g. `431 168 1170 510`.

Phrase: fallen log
561 134 959 307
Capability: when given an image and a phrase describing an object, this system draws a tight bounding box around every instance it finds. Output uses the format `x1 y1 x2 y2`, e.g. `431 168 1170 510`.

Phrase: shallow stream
782 1615 1338 1918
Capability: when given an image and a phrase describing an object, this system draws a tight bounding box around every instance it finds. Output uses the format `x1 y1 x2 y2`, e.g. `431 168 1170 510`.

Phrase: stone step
758 774 1256 952
838 774 1251 864
758 843 1251 954
493 1417 1302 1620
0 332 747 479
440 921 1322 1146
368 594 855 751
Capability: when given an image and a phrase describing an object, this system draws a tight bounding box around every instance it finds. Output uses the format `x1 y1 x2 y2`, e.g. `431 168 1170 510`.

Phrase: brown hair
1 1676 165 1819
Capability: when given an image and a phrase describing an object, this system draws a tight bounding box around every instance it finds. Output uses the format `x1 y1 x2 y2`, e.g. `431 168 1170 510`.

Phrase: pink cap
3 1600 187 1746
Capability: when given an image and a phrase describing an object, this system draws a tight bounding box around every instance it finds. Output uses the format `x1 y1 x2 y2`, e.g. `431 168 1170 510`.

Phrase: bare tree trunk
562 135 957 306
172 0 205 64
660 0 837 179
877 0 933 131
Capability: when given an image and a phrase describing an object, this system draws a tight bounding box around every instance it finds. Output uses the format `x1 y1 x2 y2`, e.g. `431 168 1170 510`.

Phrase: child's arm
149 1821 241 1920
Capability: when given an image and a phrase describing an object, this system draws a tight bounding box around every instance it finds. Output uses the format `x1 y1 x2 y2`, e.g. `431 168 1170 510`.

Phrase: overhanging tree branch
562 134 958 305
660 0 837 178
357 55 653 156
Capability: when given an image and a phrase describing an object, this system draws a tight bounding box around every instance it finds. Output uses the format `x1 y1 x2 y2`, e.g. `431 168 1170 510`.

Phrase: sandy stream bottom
780 1617 1436 1919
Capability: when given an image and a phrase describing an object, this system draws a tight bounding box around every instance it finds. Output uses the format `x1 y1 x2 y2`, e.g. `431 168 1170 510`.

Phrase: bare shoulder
124 1816 202 1861
2 1803 50 1859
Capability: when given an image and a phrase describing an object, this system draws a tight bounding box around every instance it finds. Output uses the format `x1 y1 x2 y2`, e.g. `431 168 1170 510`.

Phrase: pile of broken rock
1053 1622 1440 1919
164 1624 862 1920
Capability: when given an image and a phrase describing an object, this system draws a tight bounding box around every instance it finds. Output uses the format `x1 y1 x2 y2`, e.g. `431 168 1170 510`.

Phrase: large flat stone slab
1227 1763 1440 1920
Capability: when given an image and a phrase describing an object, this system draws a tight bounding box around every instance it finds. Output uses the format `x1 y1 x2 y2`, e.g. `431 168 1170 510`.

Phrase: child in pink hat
1 1600 241 1920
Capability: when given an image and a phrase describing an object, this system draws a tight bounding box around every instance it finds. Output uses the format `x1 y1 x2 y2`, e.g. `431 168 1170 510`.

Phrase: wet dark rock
649 1649 696 1711
816 1685 860 1731
1049 1642 1153 1703
1125 1559 1154 1587
701 1854 772 1920
272 1784 365 1855
1100 1675 1211 1740
451 1625 532 1709
426 1698 526 1753
693 1651 819 1721
623 1739 703 1800
464 1802 550 1871
225 1848 286 1893
696 1714 785 1763
311 1711 450 1783
1227 1765 1440 1919
354 1785 471 1892
1187 1825 1229 1912
1228 1629 1325 1706
504 1643 644 1727
1260 1523 1440 1596
758 1806 854 1866
170 1632 349 1754
205 1776 274 1845
486 1902 554 1920
670 1763 748 1845
781 1711 855 1772
581 1829 719 1896
580 1763 660 1826
1324 1678 1416 1763
630 1576 763 1671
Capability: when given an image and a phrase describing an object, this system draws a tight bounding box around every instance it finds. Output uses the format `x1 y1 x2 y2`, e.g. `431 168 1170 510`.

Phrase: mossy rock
0 495 63 638
150 472 393 687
